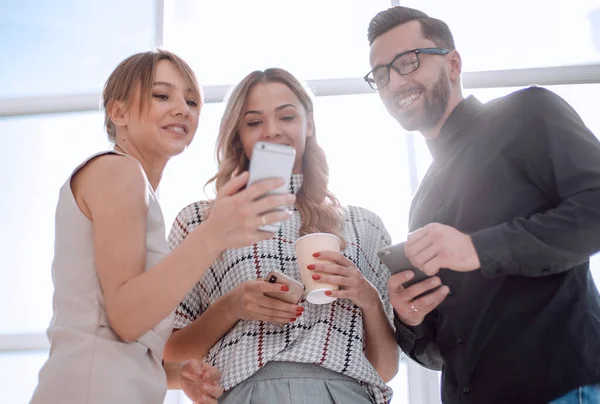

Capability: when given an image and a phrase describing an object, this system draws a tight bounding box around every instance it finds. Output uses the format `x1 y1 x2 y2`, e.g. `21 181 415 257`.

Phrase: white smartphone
247 141 296 232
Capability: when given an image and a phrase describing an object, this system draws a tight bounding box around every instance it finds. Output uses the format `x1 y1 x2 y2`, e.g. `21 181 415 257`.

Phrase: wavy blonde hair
207 68 346 248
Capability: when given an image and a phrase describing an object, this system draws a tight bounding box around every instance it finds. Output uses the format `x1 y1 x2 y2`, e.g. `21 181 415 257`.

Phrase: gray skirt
219 361 374 404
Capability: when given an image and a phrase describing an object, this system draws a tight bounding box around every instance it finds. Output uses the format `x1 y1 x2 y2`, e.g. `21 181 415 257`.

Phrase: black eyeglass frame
364 47 450 90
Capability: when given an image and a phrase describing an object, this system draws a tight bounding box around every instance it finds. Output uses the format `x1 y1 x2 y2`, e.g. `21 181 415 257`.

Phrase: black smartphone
377 241 432 288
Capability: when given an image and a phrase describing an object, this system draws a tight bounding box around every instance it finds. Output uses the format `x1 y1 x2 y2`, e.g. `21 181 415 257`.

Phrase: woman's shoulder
70 151 148 209
167 200 212 247
345 205 385 226
173 200 212 229
344 205 390 238
344 205 389 238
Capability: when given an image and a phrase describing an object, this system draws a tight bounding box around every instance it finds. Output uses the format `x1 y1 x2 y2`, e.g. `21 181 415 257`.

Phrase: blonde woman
164 68 399 404
30 52 294 404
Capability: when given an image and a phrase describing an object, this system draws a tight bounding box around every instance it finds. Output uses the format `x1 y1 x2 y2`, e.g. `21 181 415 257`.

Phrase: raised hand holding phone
247 141 296 232
203 172 295 250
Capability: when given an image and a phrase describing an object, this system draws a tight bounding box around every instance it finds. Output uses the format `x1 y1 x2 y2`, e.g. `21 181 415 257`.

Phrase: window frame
1 0 599 403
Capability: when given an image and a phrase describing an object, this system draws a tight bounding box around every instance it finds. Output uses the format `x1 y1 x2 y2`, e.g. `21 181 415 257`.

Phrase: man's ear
108 100 129 128
448 49 462 82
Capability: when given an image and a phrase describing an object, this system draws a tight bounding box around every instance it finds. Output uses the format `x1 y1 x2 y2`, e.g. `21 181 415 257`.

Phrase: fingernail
296 311 303 317
406 271 414 280
296 307 304 312
441 286 450 295
324 291 332 296
432 278 441 286
312 252 321 257
307 264 315 270
281 285 289 291
290 318 296 322
312 274 320 280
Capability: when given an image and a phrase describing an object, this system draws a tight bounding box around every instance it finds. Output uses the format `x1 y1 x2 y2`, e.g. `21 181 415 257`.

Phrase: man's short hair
367 6 456 50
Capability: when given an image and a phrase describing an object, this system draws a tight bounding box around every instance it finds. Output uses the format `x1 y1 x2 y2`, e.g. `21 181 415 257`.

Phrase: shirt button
542 269 550 275
495 268 503 275
463 387 471 394
457 338 464 345
438 200 444 206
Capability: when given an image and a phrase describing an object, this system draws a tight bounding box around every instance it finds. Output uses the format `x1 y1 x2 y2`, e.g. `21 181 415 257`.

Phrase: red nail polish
312 274 320 280
312 252 321 257
290 318 296 322
307 264 315 270
296 307 304 312
325 291 332 296
281 285 289 291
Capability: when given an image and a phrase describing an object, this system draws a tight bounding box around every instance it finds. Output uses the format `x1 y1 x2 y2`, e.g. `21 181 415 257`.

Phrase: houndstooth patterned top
168 174 395 403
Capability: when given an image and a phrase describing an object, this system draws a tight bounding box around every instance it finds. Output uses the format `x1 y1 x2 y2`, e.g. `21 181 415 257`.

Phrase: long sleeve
471 88 600 278
394 310 443 370
368 211 395 324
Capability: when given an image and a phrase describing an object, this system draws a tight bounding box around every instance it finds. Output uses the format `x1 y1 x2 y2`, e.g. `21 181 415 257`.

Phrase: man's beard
393 69 450 133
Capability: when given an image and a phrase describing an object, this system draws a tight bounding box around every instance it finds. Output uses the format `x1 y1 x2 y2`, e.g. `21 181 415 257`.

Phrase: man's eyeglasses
364 48 450 90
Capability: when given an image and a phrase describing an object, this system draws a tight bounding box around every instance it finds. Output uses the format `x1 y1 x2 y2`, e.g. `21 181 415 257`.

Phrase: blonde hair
102 49 201 142
207 68 346 248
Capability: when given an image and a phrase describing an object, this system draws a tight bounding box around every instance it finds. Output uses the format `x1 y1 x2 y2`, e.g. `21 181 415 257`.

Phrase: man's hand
406 223 480 276
179 360 223 404
388 271 449 326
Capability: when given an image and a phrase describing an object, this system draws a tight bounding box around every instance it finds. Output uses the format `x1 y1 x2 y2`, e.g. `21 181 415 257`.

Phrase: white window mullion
407 360 441 404
155 0 165 48
0 334 49 352
2 65 600 118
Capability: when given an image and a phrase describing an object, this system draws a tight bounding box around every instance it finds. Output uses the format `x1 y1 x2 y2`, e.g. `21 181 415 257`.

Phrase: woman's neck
113 143 167 191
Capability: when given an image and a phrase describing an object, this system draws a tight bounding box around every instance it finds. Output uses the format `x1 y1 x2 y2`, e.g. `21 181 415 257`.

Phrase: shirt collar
427 95 484 160
289 173 303 195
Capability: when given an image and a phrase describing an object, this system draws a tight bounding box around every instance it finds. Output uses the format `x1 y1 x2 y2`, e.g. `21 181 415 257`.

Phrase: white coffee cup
294 233 342 304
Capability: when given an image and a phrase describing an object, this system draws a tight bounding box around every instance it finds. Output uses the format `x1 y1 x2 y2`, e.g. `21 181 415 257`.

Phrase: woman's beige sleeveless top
30 150 174 404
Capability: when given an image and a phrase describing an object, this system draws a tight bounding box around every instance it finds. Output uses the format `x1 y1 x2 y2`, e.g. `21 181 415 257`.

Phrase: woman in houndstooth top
164 68 399 404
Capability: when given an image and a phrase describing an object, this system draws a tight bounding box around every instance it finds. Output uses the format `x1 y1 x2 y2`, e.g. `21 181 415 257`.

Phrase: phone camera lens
268 275 277 283
261 144 265 150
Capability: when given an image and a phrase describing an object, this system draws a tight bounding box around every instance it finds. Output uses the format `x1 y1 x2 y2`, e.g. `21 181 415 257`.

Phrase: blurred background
1 0 599 402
